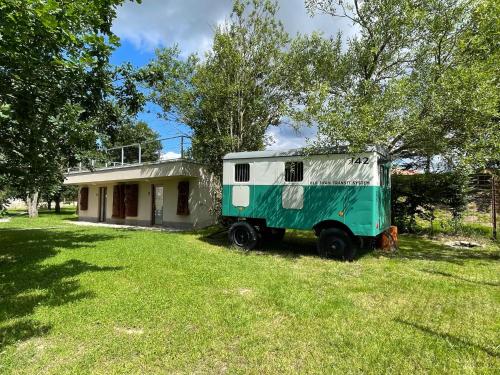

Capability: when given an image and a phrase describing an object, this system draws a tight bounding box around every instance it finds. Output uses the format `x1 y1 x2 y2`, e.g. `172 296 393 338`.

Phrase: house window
177 181 190 215
285 161 303 182
235 163 250 182
79 187 89 211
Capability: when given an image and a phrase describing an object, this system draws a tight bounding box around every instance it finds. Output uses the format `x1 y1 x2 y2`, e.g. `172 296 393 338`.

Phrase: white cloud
113 0 356 55
160 151 182 160
266 123 317 150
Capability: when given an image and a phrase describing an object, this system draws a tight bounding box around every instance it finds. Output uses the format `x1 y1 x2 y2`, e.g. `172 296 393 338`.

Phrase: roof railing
67 135 191 174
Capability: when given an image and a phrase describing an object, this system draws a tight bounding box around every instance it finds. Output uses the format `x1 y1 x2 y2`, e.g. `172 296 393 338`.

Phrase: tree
293 0 499 170
104 120 162 163
140 0 291 175
0 0 141 217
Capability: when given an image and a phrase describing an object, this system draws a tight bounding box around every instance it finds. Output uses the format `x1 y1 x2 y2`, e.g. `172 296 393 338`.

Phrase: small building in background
64 137 217 229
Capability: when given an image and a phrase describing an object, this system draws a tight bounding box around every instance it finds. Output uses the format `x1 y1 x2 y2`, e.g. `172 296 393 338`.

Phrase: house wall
78 185 99 222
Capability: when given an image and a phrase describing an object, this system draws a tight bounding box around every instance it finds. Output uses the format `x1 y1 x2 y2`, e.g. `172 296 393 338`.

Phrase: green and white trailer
222 148 391 260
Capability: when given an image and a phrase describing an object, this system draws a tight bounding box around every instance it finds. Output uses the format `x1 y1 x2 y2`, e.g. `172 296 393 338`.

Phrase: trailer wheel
229 222 259 251
261 227 286 242
317 228 355 261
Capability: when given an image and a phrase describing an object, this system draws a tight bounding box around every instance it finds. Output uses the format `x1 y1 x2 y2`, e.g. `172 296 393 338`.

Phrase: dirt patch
114 326 144 335
238 288 253 296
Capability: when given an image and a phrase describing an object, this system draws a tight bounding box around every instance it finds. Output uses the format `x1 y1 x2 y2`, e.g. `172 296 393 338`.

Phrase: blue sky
110 0 355 151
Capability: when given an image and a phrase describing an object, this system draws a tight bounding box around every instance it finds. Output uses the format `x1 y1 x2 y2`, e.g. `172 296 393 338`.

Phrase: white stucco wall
78 186 99 221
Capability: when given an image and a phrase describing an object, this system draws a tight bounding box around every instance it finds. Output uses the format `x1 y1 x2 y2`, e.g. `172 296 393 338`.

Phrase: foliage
0 212 498 372
295 0 499 170
140 0 291 175
0 0 141 216
392 172 469 233
0 184 9 215
104 120 162 163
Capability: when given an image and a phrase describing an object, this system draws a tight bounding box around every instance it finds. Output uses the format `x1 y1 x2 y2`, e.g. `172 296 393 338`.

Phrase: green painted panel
222 184 391 237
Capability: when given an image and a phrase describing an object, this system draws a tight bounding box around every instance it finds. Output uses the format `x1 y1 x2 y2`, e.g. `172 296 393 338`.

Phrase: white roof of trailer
223 146 388 160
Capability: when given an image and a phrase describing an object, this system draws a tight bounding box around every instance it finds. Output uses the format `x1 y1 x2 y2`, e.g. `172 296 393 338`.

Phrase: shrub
391 172 468 233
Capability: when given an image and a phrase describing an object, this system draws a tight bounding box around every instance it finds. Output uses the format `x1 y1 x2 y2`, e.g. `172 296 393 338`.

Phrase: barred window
235 163 250 182
285 161 303 182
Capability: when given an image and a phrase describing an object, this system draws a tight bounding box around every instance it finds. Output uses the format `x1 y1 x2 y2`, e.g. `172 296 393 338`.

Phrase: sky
110 0 355 153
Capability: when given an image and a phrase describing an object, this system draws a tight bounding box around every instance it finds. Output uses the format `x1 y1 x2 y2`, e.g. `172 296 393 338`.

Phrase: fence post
121 147 124 166
493 175 497 240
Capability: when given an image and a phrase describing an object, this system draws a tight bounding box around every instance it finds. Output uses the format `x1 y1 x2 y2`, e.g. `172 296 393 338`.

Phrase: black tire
228 221 259 250
260 227 286 242
317 228 356 261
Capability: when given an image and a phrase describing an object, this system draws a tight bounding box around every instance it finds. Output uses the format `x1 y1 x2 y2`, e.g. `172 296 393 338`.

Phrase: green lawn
1 210 499 374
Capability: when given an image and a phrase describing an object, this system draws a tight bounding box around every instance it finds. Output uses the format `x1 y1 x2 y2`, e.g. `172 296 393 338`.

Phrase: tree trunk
425 155 431 173
54 194 61 214
47 199 52 211
26 191 39 218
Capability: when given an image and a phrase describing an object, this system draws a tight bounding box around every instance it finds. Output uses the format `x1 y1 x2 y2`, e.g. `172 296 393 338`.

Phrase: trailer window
235 163 250 182
285 161 303 182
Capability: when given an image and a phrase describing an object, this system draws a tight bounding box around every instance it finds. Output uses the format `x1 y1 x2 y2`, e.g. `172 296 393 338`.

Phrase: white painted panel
308 154 346 184
222 161 232 185
344 154 375 183
282 185 303 209
232 185 250 207
223 152 379 187
252 161 279 185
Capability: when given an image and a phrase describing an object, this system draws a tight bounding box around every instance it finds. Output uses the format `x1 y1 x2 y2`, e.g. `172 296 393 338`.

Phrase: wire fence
468 173 498 239
416 173 499 239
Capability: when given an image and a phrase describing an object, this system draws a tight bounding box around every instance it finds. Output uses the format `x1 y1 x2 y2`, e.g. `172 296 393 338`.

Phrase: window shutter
112 185 121 218
125 184 139 217
80 187 89 211
177 181 190 215
112 185 126 218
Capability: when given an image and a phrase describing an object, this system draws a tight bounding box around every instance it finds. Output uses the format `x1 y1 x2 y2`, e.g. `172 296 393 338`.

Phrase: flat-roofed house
64 137 217 229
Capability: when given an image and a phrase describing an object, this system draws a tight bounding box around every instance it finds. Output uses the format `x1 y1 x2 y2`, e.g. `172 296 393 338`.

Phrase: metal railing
68 135 191 173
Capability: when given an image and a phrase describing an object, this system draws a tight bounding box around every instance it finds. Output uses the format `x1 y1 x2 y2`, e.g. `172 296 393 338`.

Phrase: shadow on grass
199 228 317 260
395 318 499 358
420 269 499 287
384 235 500 265
0 228 124 350
199 228 375 260
62 216 79 222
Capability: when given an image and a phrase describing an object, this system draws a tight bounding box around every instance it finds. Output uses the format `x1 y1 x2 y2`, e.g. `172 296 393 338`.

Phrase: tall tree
294 0 499 170
140 0 291 175
0 0 140 217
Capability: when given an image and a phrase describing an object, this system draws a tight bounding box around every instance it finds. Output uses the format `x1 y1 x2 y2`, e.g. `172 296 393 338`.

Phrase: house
64 138 217 229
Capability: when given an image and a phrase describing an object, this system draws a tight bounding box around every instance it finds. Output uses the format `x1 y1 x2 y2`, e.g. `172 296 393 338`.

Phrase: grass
0 210 499 374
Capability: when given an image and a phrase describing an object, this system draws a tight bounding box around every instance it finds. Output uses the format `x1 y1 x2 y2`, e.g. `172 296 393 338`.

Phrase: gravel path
68 220 184 232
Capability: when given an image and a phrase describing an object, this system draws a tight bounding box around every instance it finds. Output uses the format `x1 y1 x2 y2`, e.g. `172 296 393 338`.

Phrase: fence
391 171 498 239
469 172 499 239
68 136 191 173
